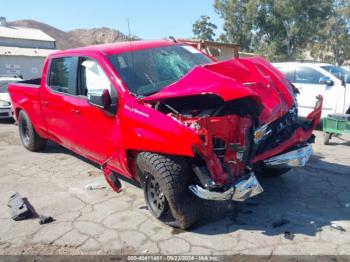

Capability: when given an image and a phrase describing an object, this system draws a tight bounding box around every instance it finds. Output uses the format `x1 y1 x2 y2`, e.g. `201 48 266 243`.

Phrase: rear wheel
18 110 47 151
136 152 199 229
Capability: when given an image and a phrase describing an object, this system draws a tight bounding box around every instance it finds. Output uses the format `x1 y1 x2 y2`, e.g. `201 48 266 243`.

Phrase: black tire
18 110 47 151
323 132 331 145
136 152 198 229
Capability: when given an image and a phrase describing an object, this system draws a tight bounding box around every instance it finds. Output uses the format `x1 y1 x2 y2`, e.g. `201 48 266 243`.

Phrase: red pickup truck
8 40 322 229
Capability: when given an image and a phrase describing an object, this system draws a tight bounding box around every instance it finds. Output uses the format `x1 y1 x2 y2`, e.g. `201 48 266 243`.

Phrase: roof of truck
57 40 178 56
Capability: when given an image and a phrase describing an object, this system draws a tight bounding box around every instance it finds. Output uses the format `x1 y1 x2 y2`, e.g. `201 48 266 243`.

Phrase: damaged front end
148 95 266 201
144 93 323 202
185 111 264 202
142 57 323 202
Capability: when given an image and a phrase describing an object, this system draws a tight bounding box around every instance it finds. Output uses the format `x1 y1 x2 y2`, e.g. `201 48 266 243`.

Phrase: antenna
127 18 136 95
127 18 132 41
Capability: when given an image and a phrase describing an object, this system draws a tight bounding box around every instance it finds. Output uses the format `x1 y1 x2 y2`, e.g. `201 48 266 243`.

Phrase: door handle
42 100 49 106
71 108 81 115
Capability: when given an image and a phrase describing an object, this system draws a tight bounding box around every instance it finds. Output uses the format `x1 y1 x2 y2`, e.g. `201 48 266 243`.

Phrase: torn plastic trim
189 173 263 201
189 184 233 201
263 144 313 168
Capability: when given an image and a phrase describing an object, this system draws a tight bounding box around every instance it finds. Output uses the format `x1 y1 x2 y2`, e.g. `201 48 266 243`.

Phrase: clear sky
0 0 223 39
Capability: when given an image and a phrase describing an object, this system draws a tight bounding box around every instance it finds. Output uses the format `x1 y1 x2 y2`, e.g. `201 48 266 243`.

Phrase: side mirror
88 89 112 109
319 77 334 86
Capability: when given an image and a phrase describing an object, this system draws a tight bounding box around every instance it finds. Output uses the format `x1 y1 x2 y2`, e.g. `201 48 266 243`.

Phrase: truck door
72 57 120 165
41 56 82 150
293 67 336 118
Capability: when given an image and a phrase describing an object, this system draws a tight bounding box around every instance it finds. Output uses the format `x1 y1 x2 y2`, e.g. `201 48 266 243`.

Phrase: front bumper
263 144 313 168
0 107 13 119
189 173 263 201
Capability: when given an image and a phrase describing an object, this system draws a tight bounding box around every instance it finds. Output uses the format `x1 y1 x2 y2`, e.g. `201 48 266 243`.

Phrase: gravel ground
0 119 350 255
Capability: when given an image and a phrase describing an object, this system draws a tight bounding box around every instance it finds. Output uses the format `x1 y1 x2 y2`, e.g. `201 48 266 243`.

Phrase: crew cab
274 62 350 118
8 40 322 229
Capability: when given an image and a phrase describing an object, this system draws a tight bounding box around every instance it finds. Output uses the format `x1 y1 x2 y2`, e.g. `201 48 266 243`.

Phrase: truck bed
7 78 44 131
14 78 41 87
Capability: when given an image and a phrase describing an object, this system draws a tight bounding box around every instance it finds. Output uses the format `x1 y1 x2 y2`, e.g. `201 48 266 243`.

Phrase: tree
251 0 333 61
214 0 254 51
192 15 217 41
310 0 350 66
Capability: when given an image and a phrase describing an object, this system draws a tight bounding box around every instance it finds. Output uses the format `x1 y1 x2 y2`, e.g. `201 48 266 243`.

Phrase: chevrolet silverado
8 40 322 229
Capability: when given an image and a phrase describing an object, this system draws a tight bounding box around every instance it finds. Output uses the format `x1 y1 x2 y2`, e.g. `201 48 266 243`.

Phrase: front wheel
136 152 199 229
18 110 47 151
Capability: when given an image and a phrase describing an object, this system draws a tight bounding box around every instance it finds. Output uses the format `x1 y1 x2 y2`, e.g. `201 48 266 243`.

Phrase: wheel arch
125 149 195 185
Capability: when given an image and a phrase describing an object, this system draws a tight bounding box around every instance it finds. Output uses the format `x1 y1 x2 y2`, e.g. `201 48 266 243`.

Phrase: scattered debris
85 183 106 190
8 192 54 225
272 219 290 228
171 228 185 235
39 215 55 225
139 205 148 210
8 192 34 221
331 222 346 232
88 171 101 177
284 231 295 240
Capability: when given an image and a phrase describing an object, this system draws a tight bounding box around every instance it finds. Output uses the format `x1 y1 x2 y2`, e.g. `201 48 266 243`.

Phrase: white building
0 17 57 79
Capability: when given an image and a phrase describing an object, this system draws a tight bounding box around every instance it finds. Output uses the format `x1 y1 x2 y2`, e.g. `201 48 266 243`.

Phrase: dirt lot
0 119 350 255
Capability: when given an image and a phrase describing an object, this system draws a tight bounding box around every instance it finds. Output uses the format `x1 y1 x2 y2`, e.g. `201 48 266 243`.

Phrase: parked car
0 75 22 119
273 62 350 118
8 41 322 229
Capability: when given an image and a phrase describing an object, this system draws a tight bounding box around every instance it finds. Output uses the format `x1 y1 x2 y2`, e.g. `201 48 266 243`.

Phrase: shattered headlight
254 124 272 144
0 100 10 107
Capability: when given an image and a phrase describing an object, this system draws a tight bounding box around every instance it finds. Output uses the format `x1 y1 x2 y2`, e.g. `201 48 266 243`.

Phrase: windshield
321 65 350 82
108 45 213 96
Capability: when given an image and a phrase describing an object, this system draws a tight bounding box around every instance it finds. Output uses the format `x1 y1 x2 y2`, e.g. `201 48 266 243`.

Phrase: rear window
48 57 74 93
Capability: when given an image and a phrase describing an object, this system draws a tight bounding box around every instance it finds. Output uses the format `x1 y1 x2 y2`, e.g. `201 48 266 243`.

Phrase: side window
78 58 112 97
295 67 324 84
276 67 295 82
48 57 75 94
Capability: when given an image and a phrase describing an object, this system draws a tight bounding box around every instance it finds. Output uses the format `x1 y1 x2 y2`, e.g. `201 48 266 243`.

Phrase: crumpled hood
0 93 10 103
143 57 295 123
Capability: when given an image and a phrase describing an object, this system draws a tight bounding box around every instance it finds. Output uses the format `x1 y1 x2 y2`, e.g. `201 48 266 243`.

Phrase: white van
273 62 350 118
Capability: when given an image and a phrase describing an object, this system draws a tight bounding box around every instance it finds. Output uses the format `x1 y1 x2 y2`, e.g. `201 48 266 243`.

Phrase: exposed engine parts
150 94 319 202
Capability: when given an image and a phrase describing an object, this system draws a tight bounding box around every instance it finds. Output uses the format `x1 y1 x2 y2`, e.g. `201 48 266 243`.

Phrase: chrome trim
189 173 264 201
264 144 313 168
232 173 264 202
189 185 233 201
